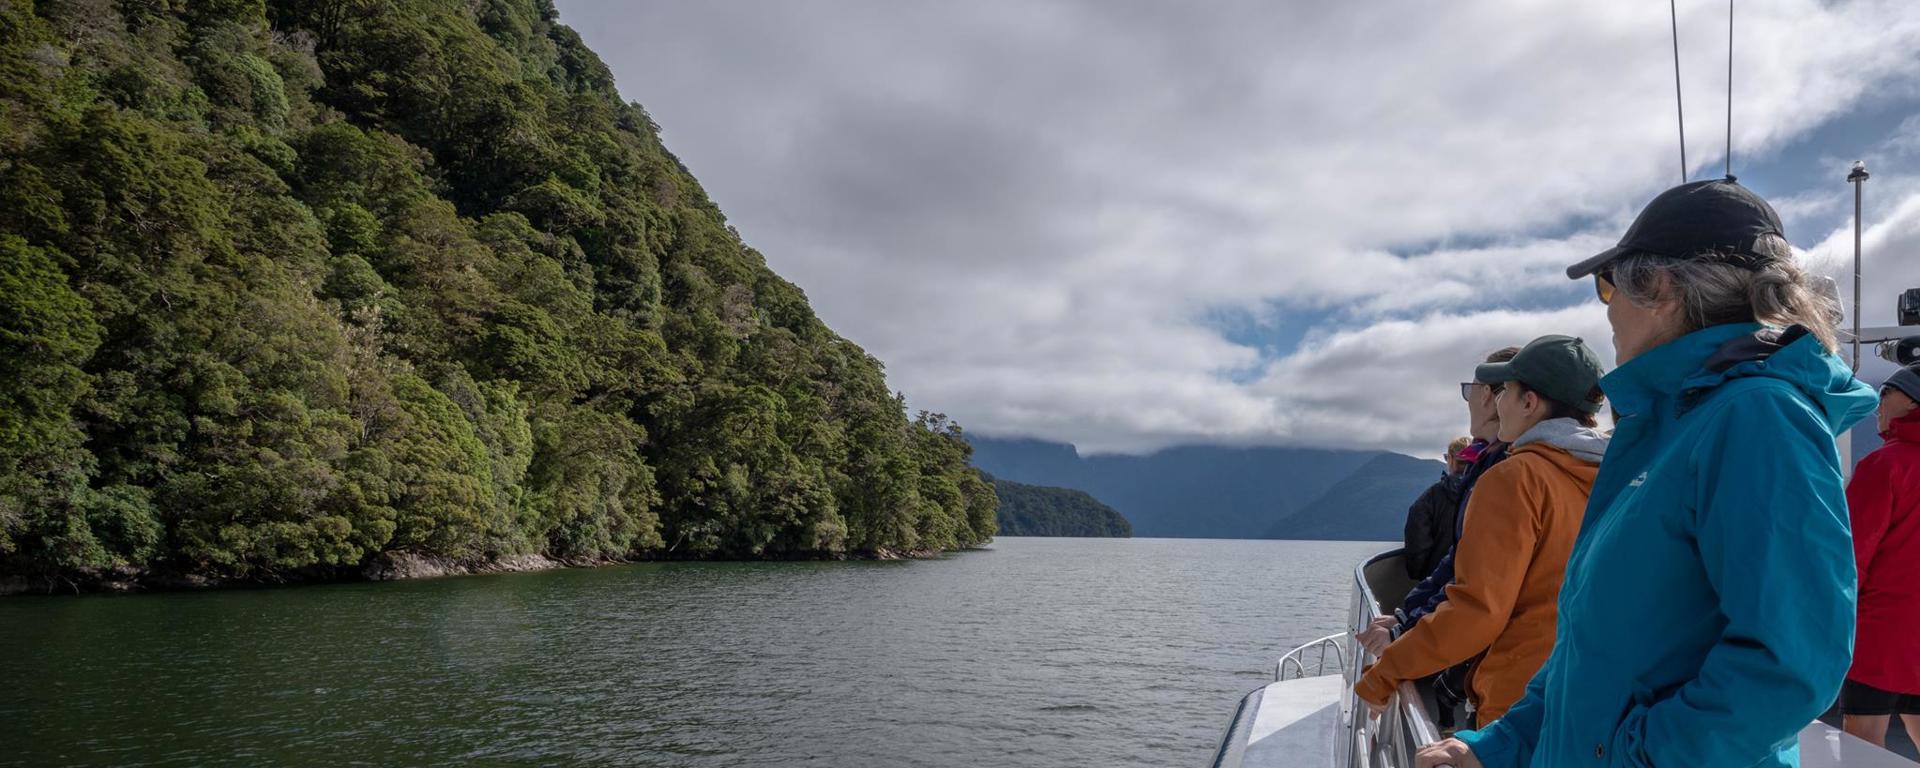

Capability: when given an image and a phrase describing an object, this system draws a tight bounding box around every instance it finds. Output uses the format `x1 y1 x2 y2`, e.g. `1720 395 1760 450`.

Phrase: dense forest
0 0 996 585
989 475 1130 538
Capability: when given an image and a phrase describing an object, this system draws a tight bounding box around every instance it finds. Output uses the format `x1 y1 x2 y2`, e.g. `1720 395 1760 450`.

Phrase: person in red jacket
1843 364 1920 748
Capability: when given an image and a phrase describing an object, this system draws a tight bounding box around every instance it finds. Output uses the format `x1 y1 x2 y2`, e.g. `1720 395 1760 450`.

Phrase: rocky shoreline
0 546 957 597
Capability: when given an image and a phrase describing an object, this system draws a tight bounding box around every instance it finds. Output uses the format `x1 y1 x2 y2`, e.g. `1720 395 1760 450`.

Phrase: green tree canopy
0 0 994 582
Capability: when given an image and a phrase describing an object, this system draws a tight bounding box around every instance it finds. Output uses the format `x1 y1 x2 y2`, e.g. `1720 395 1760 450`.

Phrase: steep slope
988 475 1130 537
0 0 993 582
1262 453 1444 541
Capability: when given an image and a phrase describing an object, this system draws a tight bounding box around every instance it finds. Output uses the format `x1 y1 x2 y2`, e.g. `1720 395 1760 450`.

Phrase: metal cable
1671 0 1688 182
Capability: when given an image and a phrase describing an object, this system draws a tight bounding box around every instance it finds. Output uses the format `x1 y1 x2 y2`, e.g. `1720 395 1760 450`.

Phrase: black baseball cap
1885 365 1920 404
1566 177 1790 279
1475 335 1606 414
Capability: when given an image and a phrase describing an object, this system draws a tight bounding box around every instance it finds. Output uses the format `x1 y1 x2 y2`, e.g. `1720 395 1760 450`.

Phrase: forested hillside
988 475 1130 538
0 0 995 584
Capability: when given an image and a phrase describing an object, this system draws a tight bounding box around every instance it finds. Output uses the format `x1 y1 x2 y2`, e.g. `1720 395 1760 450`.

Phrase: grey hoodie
1511 417 1609 464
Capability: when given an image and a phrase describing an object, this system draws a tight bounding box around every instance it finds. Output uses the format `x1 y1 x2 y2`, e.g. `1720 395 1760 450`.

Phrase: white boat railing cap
1398 680 1449 766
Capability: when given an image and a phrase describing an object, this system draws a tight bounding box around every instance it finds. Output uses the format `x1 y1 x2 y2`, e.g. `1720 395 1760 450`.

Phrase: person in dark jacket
1448 436 1474 471
1391 346 1520 626
1401 437 1472 579
1842 364 1920 748
1357 346 1517 656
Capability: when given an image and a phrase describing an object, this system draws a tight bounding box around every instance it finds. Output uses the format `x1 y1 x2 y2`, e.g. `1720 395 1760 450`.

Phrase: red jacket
1849 414 1920 694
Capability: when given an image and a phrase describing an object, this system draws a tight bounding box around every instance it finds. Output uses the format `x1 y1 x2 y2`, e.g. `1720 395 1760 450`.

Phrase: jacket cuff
1455 725 1516 768
1354 665 1396 707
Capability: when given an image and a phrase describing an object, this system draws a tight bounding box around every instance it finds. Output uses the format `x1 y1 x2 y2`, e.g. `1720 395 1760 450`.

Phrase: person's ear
1649 272 1684 318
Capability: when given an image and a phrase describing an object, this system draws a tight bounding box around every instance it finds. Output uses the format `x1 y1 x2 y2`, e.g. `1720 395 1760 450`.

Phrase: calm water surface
0 537 1384 767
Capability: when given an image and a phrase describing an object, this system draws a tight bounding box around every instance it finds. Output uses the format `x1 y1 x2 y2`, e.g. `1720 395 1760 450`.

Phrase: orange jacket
1355 441 1597 721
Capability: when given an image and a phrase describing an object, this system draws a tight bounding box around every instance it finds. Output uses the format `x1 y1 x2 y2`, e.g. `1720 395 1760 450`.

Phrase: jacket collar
1887 413 1920 444
1600 323 1759 419
1601 322 1874 435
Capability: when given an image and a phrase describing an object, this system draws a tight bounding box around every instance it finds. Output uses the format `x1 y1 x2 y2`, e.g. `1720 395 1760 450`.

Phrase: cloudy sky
557 1 1920 456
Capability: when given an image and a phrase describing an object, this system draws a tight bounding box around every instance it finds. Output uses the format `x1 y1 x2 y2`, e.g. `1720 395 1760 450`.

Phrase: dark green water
0 537 1382 767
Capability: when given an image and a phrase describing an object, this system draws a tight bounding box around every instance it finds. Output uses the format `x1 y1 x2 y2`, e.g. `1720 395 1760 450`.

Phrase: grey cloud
557 0 1920 455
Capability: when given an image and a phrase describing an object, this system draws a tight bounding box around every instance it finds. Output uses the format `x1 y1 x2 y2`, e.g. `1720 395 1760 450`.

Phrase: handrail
1399 680 1449 768
1276 632 1348 681
1398 680 1445 746
1349 548 1448 768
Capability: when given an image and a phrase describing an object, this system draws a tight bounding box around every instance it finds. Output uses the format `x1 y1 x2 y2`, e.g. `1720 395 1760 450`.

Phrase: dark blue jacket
1398 442 1509 624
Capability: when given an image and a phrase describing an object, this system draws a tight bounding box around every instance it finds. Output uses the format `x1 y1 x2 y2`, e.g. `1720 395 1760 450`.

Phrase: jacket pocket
1603 682 1670 767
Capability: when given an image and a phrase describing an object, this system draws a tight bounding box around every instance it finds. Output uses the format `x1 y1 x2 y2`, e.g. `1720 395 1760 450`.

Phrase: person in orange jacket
1355 335 1608 725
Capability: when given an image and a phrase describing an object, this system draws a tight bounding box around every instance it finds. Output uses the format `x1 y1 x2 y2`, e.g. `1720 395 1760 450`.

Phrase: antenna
1670 0 1688 182
1726 0 1733 178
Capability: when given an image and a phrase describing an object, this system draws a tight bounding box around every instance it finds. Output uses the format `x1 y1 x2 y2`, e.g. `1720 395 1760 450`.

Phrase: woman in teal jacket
1418 179 1877 768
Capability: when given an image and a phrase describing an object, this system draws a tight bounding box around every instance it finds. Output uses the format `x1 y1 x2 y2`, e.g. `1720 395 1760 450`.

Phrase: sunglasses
1459 381 1508 401
1594 267 1616 305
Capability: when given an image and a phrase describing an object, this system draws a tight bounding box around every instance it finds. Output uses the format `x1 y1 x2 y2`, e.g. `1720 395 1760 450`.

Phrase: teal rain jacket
1457 323 1877 767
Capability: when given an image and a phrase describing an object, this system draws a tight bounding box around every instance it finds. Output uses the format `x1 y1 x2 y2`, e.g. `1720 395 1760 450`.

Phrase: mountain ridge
1262 452 1443 541
967 436 1441 540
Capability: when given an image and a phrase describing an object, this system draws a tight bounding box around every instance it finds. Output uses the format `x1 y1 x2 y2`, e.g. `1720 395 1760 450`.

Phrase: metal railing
1276 632 1348 681
1374 680 1448 768
1229 547 1449 768
1348 549 1448 768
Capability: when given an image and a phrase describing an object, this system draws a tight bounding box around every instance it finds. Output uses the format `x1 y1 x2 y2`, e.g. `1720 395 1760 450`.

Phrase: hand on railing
1414 738 1478 768
1355 621 1393 656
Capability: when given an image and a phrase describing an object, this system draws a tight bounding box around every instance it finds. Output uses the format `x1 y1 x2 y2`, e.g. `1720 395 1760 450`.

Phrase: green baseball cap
1474 335 1606 414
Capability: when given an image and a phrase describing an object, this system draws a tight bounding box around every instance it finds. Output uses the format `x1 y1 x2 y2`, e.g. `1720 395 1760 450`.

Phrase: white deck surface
1242 675 1344 764
1803 722 1920 768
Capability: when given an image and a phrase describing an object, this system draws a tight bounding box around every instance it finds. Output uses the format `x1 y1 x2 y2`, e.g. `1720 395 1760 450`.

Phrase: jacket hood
1602 323 1877 438
1512 417 1610 463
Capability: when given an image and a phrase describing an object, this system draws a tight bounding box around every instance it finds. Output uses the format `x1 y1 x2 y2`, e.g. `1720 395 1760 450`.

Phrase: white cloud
1806 188 1920 330
557 0 1920 455
1254 305 1618 452
1802 105 1920 367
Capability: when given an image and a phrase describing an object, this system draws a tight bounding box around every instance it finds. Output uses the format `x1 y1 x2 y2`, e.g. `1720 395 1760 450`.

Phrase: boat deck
1221 674 1919 768
1213 548 1920 768
1213 675 1344 767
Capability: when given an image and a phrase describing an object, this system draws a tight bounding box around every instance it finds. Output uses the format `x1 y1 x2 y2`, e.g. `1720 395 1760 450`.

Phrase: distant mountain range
987 475 1132 537
968 437 1445 541
1260 453 1444 540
